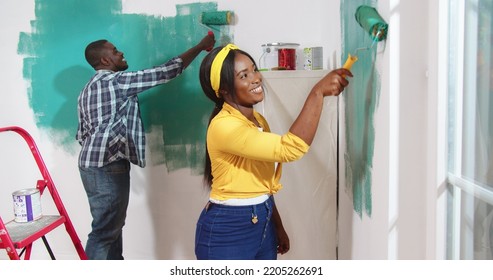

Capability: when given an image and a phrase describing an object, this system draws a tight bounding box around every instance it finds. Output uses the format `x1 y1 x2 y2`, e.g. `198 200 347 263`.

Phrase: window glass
448 0 493 260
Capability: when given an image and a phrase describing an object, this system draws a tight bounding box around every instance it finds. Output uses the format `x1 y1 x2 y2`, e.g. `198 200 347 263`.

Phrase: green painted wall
341 0 383 218
18 0 228 174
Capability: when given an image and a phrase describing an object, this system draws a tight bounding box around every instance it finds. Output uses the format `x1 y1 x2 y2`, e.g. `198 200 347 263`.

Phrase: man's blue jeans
79 159 130 260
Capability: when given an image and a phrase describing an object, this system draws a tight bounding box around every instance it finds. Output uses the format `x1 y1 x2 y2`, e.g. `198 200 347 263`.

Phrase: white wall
337 0 448 260
0 0 447 260
0 0 342 260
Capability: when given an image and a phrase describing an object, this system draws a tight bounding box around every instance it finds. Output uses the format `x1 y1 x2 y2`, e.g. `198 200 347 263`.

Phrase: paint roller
199 11 234 49
343 5 388 72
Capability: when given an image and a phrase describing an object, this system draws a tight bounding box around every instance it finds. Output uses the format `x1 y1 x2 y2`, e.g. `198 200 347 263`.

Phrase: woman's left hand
276 226 290 255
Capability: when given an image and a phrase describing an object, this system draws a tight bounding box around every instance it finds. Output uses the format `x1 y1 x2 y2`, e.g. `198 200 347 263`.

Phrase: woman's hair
199 46 258 187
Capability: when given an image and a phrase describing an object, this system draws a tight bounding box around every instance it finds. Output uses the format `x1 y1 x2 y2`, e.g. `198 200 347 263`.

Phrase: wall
0 0 447 260
337 0 448 259
0 0 342 259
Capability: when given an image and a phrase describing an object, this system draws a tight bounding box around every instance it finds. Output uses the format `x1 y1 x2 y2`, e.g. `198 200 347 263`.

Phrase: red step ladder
0 126 87 260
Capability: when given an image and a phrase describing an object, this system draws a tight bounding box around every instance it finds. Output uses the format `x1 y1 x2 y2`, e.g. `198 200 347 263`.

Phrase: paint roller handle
206 31 215 52
342 54 358 71
341 54 358 78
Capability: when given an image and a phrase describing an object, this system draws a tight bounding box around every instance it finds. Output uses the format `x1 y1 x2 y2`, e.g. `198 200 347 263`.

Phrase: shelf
260 70 329 79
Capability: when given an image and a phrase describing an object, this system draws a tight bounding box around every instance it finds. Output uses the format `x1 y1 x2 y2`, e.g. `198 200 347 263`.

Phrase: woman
195 44 351 260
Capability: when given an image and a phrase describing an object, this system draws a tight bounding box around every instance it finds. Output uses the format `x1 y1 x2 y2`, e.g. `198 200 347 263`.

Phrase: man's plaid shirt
76 57 183 168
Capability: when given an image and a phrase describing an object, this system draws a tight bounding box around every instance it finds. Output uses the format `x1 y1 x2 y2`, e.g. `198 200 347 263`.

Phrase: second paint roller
199 11 234 48
343 5 388 71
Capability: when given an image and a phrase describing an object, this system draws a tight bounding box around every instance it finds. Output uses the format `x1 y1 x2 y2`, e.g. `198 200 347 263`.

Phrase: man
76 34 215 259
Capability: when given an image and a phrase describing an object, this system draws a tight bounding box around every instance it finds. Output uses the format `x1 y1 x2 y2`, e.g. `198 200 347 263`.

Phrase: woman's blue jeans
79 159 130 260
195 196 278 260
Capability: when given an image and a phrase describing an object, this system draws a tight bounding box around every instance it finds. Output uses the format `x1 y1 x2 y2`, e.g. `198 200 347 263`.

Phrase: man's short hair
85 39 108 69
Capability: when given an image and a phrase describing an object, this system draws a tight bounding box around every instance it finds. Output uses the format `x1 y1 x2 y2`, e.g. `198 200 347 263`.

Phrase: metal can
278 48 297 70
12 188 42 222
260 43 299 70
303 47 324 70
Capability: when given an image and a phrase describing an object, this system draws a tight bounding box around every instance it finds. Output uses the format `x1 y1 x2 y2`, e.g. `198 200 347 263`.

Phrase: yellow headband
210 44 239 97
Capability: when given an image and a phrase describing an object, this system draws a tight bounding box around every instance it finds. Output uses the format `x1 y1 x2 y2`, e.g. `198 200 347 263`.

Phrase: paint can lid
12 188 39 196
262 43 299 52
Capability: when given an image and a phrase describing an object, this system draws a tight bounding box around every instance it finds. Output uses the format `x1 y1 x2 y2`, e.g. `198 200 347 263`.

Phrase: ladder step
1 215 66 248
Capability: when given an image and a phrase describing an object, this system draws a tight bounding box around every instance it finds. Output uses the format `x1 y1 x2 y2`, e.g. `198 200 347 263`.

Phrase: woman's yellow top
207 103 310 200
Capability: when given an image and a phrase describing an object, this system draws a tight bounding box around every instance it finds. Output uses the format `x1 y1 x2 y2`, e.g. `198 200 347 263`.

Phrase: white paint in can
12 188 42 223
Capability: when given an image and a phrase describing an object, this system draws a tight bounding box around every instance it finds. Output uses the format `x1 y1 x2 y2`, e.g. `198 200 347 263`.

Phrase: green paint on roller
199 11 234 46
342 5 387 77
17 0 230 174
201 11 233 25
355 5 388 41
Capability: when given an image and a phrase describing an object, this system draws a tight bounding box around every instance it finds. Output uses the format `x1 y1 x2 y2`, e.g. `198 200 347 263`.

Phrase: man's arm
179 33 215 69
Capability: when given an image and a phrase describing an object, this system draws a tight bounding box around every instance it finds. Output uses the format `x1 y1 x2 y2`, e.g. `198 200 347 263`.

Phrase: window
447 0 493 260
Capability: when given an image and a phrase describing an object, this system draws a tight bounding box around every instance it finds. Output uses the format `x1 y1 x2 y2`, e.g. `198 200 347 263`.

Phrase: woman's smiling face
232 53 264 107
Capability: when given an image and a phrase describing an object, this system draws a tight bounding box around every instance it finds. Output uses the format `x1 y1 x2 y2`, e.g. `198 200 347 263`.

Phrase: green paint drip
341 0 382 218
17 1 229 174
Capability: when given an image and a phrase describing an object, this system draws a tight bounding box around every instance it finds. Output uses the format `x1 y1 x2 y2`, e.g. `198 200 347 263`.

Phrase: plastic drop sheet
257 71 338 260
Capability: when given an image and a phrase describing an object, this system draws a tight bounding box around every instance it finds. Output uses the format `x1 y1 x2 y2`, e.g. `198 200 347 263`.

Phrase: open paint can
260 43 299 71
12 188 42 222
278 47 297 70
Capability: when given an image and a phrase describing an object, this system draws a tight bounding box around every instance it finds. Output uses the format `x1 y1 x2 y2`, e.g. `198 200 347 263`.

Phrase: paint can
12 188 42 223
260 43 299 71
303 47 323 70
278 48 297 70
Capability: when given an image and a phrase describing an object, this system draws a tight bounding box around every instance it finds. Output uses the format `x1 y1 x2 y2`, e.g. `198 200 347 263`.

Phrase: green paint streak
341 0 381 218
18 1 228 173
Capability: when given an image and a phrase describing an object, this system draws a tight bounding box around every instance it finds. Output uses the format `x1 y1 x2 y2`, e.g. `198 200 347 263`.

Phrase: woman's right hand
313 68 352 97
288 68 352 145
